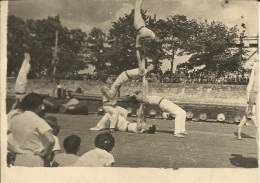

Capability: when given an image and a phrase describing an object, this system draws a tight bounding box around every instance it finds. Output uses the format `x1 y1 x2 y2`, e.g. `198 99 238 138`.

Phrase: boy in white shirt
69 132 115 167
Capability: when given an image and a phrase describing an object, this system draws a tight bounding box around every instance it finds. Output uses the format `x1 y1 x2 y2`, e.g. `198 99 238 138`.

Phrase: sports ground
46 113 258 168
4 95 259 183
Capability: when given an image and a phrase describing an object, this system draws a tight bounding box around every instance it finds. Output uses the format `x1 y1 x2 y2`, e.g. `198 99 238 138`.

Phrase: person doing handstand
11 53 31 111
134 0 160 48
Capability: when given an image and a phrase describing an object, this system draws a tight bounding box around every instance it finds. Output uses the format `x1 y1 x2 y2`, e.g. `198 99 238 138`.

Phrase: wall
6 79 247 106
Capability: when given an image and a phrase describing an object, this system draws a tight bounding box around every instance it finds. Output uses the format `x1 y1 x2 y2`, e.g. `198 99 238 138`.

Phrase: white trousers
15 58 31 101
159 99 186 134
96 113 138 133
111 68 143 90
102 105 128 129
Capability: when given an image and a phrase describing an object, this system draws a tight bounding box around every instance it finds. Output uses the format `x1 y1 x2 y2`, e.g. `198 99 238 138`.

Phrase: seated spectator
68 132 115 167
52 135 81 167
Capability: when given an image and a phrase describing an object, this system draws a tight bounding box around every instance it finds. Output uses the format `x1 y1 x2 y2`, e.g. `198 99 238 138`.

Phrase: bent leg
115 106 128 119
111 72 128 90
95 113 111 129
161 100 186 135
103 106 119 129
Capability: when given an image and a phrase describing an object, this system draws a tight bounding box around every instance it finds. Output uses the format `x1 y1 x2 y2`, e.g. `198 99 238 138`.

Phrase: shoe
90 126 101 131
236 137 242 140
109 128 116 133
181 132 189 135
174 133 185 138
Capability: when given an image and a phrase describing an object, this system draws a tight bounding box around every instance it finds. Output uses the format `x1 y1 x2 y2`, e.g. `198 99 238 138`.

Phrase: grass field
47 113 258 168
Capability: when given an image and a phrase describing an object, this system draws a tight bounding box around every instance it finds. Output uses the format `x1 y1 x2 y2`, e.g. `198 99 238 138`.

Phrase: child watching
69 132 115 167
44 116 61 162
52 135 81 167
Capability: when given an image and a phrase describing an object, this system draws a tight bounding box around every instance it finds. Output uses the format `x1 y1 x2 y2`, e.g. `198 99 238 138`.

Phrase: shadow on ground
156 129 174 134
230 154 258 168
233 132 255 139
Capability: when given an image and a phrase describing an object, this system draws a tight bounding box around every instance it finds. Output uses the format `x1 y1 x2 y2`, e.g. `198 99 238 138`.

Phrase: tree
24 16 61 78
157 15 199 78
7 15 30 76
57 28 89 78
7 15 89 79
106 9 163 75
184 20 239 75
87 27 108 73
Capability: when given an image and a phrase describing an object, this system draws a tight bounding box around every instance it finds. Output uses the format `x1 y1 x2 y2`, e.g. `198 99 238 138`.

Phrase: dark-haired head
94 132 115 152
44 116 60 136
130 90 142 104
63 135 81 154
21 93 45 117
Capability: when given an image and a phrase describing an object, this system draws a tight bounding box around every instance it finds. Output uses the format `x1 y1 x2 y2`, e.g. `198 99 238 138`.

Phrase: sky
7 0 259 73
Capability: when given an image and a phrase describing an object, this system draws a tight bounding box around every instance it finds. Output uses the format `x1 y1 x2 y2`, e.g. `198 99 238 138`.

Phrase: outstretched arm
136 47 145 72
142 76 149 100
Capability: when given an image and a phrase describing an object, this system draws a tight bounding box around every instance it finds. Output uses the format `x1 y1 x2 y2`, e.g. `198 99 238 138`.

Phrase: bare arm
136 35 141 49
101 86 119 99
35 130 55 158
141 76 149 102
136 46 145 72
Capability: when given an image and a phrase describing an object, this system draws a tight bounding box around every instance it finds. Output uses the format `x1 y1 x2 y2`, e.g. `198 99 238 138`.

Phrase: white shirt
146 95 163 105
8 111 52 155
70 148 115 167
53 153 79 167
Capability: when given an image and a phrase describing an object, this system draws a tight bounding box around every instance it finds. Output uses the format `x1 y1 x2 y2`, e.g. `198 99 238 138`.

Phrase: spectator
69 132 115 167
44 116 61 163
52 135 81 167
7 93 55 167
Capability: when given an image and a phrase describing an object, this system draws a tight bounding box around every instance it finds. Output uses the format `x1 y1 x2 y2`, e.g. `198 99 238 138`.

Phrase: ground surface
47 113 258 168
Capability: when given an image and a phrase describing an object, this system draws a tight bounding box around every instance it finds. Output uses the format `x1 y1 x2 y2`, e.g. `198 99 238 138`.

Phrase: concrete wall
6 79 247 106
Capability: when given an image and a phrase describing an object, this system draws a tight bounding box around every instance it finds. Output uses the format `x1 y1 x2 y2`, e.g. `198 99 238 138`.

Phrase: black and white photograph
1 0 259 182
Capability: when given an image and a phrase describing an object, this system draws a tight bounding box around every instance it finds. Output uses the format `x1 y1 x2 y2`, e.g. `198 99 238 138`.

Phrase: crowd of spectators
145 68 251 85
15 67 250 86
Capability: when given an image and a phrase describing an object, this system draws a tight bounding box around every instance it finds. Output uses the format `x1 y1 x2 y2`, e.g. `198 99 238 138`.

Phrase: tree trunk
170 51 174 81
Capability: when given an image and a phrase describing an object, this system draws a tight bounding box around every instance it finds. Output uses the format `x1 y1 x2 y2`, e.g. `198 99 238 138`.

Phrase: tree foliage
7 11 245 79
179 20 240 74
7 15 89 78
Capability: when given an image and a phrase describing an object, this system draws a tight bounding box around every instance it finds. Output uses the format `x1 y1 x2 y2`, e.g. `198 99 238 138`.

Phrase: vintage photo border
1 1 259 183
